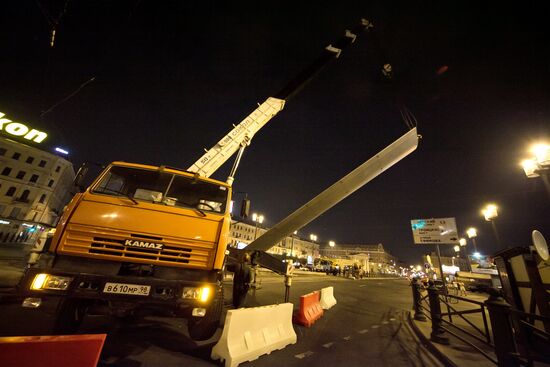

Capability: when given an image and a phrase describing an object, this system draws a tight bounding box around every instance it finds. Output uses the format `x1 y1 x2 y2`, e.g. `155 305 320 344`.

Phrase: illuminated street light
481 203 502 248
309 234 317 242
459 238 467 247
252 213 264 240
466 227 478 253
482 204 498 221
328 240 336 247
521 142 550 200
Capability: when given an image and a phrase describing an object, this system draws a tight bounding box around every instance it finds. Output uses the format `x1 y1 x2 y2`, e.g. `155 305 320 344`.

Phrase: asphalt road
0 270 440 367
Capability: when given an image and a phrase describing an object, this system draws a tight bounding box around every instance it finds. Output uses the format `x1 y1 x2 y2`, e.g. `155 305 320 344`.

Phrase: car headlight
30 273 73 291
182 286 212 303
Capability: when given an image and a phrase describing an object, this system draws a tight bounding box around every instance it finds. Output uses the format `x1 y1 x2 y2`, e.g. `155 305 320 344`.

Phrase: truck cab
19 162 232 340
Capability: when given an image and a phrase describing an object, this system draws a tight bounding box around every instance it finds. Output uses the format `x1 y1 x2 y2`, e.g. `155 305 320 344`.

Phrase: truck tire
232 263 250 308
52 298 88 334
188 285 223 341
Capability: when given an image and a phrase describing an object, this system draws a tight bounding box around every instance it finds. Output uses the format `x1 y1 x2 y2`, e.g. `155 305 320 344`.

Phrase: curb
407 311 458 367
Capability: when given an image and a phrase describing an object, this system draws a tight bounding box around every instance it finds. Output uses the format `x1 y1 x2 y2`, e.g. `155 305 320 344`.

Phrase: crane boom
187 19 375 180
186 97 285 177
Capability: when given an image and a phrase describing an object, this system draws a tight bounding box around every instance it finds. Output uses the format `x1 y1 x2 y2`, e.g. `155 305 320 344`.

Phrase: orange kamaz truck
18 19 379 341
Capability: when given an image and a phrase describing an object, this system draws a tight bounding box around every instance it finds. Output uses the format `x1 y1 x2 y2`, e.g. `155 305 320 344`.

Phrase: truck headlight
182 286 212 303
30 273 73 291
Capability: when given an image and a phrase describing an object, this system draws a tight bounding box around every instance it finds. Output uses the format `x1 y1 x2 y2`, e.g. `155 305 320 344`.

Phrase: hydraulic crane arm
186 97 285 179
187 19 375 181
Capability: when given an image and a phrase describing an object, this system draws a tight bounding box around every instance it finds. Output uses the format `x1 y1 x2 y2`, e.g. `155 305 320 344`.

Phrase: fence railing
411 278 550 367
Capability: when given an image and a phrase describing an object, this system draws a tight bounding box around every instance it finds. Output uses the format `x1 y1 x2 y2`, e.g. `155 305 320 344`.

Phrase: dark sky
1 1 549 264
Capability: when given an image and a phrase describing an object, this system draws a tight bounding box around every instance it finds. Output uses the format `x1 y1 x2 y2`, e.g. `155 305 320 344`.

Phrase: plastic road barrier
0 334 106 367
319 286 337 310
293 290 324 327
211 303 297 367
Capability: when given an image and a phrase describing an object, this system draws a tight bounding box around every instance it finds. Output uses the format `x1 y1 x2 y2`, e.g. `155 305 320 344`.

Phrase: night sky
1 1 549 264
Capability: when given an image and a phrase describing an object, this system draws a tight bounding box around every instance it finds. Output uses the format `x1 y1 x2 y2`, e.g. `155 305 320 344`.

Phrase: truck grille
90 237 192 263
59 224 214 268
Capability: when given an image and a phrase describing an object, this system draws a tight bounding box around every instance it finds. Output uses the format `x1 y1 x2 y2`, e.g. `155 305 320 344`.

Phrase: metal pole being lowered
246 127 419 253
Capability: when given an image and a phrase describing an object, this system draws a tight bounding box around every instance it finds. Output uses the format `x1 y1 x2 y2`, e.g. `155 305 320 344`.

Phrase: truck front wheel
188 286 223 341
52 298 89 334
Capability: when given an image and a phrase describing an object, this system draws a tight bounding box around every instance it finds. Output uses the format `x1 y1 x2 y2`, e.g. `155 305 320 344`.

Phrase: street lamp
309 234 317 242
328 240 335 247
466 227 478 253
252 213 264 240
482 203 502 248
521 142 550 200
288 230 298 258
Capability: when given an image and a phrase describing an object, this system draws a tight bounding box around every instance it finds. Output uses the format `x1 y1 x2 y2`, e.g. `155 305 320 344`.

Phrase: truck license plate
103 282 150 296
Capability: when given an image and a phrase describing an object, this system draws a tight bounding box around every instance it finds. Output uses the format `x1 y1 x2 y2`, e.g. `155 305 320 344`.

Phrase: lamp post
457 238 466 257
290 230 297 258
251 213 264 289
482 203 502 248
454 244 461 256
466 227 478 253
521 143 550 200
252 213 264 240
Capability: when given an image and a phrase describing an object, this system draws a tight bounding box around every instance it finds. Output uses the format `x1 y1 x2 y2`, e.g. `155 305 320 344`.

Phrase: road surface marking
382 321 389 324
372 325 380 329
359 285 367 287
322 342 334 348
358 329 369 334
342 336 351 341
295 351 314 359
390 317 396 321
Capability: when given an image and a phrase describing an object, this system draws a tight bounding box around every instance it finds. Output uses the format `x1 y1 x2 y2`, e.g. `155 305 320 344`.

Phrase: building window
0 147 6 156
19 190 30 201
29 174 39 183
38 160 47 167
48 179 54 187
5 187 16 196
55 166 61 172
1 167 12 176
12 152 21 160
39 194 47 204
16 171 26 179
9 207 21 219
26 156 34 164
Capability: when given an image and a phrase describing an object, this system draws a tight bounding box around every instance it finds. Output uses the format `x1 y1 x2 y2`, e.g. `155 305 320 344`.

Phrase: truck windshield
92 166 228 213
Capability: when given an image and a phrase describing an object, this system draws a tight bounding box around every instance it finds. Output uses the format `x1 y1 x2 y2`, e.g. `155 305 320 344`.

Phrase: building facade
423 252 471 278
229 220 320 260
320 243 398 273
0 137 75 244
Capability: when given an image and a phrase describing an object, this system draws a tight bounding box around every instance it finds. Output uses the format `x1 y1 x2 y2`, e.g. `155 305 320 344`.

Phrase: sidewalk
409 291 498 367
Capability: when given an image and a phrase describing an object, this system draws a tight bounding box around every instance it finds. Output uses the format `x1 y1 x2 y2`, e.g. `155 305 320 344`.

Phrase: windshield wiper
95 188 138 205
193 204 207 217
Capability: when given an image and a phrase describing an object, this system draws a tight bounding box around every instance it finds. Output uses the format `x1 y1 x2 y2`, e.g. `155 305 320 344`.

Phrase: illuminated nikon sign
0 112 48 143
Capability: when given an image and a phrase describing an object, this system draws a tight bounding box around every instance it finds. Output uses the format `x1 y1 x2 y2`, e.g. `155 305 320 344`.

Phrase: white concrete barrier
211 303 297 367
319 286 337 310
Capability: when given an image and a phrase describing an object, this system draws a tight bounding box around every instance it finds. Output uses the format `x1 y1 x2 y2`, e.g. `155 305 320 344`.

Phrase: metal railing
410 278 550 367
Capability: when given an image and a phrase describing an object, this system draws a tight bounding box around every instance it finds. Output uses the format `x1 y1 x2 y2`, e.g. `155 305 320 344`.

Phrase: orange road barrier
0 334 106 367
293 290 324 327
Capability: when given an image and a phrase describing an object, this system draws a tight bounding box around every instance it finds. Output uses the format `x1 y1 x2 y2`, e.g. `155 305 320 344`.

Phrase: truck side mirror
240 198 250 218
73 163 89 192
